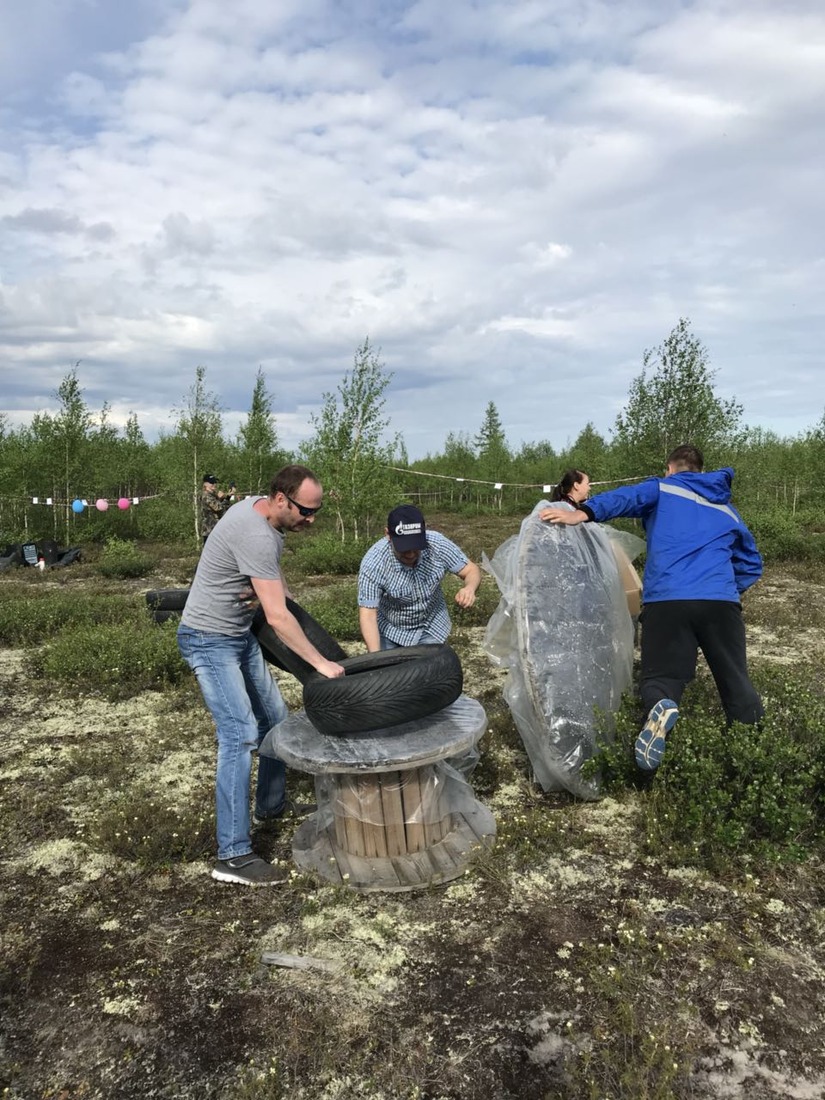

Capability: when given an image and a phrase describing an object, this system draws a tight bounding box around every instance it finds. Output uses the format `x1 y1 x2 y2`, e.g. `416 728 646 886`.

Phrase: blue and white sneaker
635 699 679 771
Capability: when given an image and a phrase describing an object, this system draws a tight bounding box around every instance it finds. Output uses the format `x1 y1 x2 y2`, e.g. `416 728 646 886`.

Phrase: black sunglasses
285 492 322 517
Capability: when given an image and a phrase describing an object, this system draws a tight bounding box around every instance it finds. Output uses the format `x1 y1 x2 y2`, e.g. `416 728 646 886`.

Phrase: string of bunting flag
12 493 165 512
381 465 651 491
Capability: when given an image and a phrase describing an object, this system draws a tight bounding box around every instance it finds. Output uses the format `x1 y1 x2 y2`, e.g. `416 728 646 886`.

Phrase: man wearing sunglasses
178 464 345 887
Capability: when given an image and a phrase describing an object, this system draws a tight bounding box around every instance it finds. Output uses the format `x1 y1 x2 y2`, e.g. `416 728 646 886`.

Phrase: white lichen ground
1 564 824 1099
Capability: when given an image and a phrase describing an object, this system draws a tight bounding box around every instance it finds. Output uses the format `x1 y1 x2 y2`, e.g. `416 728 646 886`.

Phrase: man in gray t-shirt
178 464 344 887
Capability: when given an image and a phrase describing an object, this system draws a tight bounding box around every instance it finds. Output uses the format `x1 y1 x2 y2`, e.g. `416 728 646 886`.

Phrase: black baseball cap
387 505 427 551
203 474 218 484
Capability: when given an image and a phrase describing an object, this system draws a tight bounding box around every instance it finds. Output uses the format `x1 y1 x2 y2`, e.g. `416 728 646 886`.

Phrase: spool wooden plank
378 771 408 857
331 775 349 851
418 766 445 846
465 803 497 844
421 765 451 846
389 848 438 888
400 770 426 853
451 805 497 848
421 834 463 879
293 823 344 886
435 810 496 872
357 774 388 858
332 801 349 851
333 839 402 890
338 776 368 857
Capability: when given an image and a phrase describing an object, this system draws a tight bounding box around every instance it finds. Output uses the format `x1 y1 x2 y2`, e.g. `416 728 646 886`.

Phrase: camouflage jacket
201 488 228 537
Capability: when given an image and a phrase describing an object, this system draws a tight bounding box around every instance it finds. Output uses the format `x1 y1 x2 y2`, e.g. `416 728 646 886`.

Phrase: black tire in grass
145 588 190 612
301 644 464 737
54 548 82 568
1 544 24 569
38 538 60 566
153 609 183 624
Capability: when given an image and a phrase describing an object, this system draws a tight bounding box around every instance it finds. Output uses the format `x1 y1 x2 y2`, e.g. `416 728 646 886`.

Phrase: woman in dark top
549 469 591 507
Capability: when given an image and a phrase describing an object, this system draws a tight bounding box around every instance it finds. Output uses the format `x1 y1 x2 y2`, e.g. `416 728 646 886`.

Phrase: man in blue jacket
540 444 763 772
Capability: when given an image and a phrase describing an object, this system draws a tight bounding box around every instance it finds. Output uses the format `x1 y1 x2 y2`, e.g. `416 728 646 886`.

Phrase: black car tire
152 609 182 624
145 588 190 612
302 644 463 737
253 599 347 683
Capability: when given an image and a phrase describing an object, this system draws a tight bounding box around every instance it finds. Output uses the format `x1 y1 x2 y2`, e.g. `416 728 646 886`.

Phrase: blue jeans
177 626 288 860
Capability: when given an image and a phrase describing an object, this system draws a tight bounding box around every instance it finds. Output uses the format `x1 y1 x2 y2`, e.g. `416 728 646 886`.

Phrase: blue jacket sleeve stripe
659 482 739 522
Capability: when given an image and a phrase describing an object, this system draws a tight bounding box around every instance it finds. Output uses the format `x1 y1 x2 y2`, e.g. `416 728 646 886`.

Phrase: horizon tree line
1 323 823 547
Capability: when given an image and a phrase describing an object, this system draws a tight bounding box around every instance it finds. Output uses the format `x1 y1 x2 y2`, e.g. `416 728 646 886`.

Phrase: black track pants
639 600 764 724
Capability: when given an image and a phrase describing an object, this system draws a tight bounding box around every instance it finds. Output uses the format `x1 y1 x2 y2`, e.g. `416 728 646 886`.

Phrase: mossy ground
1 515 824 1099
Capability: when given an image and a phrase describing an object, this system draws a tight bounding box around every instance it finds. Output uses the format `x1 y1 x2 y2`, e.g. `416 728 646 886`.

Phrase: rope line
381 464 652 489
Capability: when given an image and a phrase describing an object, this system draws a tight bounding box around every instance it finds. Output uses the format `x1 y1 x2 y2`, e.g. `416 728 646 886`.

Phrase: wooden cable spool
331 767 453 857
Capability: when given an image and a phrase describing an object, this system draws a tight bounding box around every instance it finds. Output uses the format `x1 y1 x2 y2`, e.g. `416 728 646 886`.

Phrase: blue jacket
581 468 762 603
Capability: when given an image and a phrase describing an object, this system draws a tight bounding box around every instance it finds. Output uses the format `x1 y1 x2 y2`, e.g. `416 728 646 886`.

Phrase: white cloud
0 0 823 460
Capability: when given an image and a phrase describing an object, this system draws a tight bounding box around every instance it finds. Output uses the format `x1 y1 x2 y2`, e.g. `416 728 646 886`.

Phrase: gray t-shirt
181 496 284 635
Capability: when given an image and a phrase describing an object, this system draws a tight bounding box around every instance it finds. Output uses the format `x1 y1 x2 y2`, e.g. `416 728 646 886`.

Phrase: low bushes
32 619 188 700
300 583 360 641
97 536 153 578
0 589 133 646
291 532 373 576
592 666 825 868
746 508 825 563
91 782 215 866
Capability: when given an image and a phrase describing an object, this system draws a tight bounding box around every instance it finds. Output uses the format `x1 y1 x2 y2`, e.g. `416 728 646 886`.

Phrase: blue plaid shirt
358 531 469 646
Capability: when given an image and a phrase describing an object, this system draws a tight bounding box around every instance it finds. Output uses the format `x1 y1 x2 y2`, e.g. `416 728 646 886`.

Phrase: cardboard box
610 541 642 618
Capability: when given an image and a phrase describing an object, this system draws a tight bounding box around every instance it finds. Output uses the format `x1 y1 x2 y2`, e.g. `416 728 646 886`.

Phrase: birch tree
302 338 400 541
613 318 744 476
173 366 225 544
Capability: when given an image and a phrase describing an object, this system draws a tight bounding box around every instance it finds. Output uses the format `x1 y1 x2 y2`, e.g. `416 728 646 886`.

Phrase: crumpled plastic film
262 696 489 859
482 500 644 799
305 762 477 858
259 695 487 772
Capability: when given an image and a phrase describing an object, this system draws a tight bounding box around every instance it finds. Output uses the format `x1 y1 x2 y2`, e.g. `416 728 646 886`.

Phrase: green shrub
593 669 825 869
32 619 188 699
301 583 361 641
0 589 133 646
747 510 825 563
568 938 700 1099
98 536 152 578
290 532 372 576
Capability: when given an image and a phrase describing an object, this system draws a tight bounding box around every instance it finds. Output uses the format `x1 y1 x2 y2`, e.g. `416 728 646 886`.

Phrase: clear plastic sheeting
259 694 487 774
483 501 644 799
259 696 489 864
303 762 478 859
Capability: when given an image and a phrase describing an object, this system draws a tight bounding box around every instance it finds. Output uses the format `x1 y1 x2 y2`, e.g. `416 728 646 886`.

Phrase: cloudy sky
1 0 823 461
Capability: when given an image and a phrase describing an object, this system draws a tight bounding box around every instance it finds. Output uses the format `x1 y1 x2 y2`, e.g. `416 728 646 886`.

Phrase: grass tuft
97 536 153 578
32 618 188 699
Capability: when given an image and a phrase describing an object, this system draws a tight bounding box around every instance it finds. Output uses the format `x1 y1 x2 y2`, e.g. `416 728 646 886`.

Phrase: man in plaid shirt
358 504 482 651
